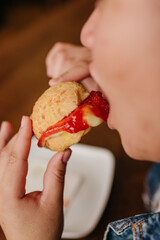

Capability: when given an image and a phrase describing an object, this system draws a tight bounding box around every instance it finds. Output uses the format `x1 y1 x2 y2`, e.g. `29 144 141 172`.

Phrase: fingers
49 62 90 86
81 77 102 92
0 116 33 198
46 42 72 78
46 42 91 79
41 149 72 209
47 49 67 78
15 117 32 164
0 121 13 151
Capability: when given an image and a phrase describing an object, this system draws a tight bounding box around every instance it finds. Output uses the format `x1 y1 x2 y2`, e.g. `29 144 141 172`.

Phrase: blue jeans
103 212 160 240
103 163 160 240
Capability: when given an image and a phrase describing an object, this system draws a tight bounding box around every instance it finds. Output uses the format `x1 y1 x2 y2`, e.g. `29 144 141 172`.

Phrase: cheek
91 5 160 160
94 33 141 93
93 3 159 88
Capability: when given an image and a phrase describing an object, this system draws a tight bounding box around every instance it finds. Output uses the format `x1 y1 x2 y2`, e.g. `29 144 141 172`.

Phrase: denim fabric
147 164 160 197
103 212 160 240
103 163 160 239
143 163 160 212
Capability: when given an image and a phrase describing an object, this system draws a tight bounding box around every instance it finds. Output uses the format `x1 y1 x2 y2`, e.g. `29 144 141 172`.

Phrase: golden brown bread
32 82 90 151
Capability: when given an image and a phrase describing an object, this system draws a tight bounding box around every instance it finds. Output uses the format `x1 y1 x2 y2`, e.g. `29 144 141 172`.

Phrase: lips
107 115 114 130
89 64 113 129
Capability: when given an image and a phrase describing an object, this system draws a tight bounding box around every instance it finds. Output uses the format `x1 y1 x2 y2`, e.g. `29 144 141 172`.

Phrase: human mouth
89 64 112 124
107 115 115 130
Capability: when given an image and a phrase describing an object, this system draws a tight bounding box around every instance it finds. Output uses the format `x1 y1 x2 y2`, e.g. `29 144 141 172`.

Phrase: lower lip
107 115 114 130
89 64 113 129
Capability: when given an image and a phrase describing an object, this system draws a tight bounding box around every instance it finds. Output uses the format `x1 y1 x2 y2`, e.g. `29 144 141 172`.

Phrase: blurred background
0 0 95 130
0 1 151 240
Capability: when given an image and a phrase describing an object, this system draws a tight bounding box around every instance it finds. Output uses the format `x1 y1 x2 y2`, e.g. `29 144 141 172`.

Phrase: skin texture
0 117 71 240
47 42 101 92
1 0 160 239
47 0 160 161
80 0 160 161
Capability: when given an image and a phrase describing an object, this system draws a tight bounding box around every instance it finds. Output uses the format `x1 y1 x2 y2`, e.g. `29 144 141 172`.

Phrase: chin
124 147 142 160
121 137 146 161
122 134 160 162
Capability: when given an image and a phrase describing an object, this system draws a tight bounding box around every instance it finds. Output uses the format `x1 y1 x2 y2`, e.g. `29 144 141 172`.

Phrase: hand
0 117 71 240
46 42 101 92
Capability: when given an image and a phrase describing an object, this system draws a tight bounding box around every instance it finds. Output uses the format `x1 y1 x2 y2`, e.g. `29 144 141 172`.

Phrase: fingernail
62 149 72 164
21 116 27 128
49 79 59 86
49 79 54 86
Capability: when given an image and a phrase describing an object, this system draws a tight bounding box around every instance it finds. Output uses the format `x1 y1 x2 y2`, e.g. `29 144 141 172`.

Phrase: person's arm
0 117 71 240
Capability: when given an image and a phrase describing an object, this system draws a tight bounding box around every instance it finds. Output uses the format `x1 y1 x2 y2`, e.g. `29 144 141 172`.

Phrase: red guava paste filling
38 91 109 147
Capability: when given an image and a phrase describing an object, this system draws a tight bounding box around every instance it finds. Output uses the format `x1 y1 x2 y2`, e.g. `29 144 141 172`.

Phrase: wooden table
0 0 151 239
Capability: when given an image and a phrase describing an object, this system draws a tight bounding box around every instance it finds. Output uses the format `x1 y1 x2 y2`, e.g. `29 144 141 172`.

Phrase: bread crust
32 82 90 151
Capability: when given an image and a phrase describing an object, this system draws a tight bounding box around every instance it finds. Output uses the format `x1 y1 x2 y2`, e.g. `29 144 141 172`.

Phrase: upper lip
89 63 95 79
89 64 109 101
89 64 114 129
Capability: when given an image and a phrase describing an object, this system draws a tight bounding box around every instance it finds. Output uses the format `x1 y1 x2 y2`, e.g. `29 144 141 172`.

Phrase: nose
80 8 99 50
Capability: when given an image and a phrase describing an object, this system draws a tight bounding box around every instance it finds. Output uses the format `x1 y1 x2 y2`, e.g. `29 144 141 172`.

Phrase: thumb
41 149 72 207
49 62 90 86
